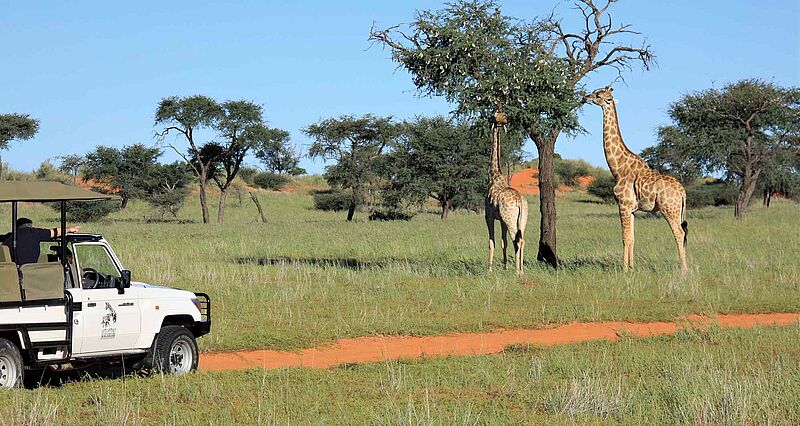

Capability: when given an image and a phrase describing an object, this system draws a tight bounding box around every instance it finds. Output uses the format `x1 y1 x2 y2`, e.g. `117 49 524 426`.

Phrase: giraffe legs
500 222 509 269
619 208 635 271
665 213 688 273
486 215 495 272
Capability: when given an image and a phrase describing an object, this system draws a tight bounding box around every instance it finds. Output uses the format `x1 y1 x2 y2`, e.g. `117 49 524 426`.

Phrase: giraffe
485 111 528 275
584 87 688 272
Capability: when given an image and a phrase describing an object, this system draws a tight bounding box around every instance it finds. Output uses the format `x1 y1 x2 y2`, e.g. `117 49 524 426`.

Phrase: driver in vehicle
1 218 80 265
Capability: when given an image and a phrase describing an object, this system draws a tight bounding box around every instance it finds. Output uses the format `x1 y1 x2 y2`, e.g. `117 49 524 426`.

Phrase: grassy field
2 190 798 352
1 323 798 424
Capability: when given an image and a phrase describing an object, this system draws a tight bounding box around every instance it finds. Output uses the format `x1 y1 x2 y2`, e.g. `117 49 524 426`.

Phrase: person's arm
49 226 80 238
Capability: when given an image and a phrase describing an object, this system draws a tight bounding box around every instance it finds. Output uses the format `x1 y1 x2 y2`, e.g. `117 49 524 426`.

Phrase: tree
252 128 303 175
145 161 194 220
305 115 399 221
386 116 523 218
759 146 800 206
57 154 86 184
662 80 799 218
83 144 161 208
155 95 222 224
0 113 39 179
210 100 265 223
370 0 653 267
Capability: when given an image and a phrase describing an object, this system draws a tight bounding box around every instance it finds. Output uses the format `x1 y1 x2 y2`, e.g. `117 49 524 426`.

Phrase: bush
55 200 119 222
685 180 737 208
587 174 617 203
146 188 188 220
555 159 593 187
312 189 352 211
368 209 414 221
253 172 290 190
238 167 259 185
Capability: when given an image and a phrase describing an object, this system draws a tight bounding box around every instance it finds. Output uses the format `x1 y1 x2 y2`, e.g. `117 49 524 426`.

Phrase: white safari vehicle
0 182 211 388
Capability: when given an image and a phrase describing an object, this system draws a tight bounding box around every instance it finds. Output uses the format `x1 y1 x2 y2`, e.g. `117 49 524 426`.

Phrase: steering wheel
82 268 105 289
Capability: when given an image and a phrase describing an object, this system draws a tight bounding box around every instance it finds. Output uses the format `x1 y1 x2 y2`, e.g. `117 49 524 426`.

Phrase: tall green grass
1 191 797 351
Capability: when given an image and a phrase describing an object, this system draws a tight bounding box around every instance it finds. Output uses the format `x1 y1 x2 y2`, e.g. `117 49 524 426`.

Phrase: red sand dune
509 168 594 196
199 312 799 372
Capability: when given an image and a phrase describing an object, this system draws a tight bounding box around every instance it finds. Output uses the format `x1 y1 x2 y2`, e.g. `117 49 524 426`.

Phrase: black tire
0 338 23 389
151 326 198 376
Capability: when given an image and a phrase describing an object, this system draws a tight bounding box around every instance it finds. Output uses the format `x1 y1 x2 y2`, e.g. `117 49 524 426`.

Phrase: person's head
16 218 33 229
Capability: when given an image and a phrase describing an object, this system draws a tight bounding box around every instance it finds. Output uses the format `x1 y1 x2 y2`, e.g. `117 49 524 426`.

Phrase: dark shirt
2 227 52 265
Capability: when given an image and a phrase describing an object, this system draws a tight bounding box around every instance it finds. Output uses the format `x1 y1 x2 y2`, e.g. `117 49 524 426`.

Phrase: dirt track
199 312 799 372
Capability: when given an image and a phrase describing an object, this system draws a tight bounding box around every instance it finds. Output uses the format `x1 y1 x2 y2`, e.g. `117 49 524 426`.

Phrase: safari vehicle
0 182 211 388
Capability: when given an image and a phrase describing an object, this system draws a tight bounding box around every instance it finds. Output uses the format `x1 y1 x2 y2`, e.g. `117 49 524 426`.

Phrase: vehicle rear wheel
152 326 198 376
0 338 23 388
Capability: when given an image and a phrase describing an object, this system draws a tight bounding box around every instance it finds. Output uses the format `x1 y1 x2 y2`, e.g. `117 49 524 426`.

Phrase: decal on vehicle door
100 302 118 340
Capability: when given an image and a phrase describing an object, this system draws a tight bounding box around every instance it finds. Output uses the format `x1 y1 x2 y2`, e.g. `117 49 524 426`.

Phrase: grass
1 190 798 352
1 323 798 424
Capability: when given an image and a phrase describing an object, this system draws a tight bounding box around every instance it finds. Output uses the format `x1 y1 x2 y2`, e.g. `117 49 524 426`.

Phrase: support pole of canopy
10 201 17 262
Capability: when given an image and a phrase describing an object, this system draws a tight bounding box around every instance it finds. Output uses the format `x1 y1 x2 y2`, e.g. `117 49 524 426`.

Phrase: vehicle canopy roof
0 181 117 203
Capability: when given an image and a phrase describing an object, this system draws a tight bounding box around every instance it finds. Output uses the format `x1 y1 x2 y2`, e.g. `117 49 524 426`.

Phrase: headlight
191 298 202 314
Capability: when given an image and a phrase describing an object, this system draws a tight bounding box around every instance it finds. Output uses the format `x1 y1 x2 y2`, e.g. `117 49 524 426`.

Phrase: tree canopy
252 127 303 175
83 144 162 208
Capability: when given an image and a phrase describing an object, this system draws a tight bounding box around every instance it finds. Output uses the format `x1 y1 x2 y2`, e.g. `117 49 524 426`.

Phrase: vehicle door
72 242 140 354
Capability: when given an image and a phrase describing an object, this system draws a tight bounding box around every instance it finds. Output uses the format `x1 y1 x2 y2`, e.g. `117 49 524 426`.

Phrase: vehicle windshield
74 244 120 289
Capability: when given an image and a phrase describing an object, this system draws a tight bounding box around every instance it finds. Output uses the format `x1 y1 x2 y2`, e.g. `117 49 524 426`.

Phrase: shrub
555 159 593 186
685 180 737 208
238 167 259 185
55 200 119 222
146 188 188 220
312 189 351 211
368 209 414 221
253 172 290 190
587 174 617 203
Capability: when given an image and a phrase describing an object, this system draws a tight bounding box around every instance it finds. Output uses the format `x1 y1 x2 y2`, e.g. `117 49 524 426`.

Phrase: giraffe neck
489 125 505 188
602 102 642 178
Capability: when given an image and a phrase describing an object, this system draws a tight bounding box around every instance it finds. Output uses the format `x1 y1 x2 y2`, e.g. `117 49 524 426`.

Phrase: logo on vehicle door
100 302 117 340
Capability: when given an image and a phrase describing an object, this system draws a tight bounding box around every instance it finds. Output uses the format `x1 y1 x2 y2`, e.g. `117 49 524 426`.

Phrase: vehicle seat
20 263 65 301
38 252 49 263
0 262 20 303
0 245 12 263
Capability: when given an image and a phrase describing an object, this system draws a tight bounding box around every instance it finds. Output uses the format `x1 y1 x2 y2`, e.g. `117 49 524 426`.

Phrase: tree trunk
440 199 450 219
198 168 210 224
249 191 267 223
734 166 760 219
763 188 772 207
0 154 4 180
120 197 129 209
346 201 356 221
217 187 229 224
534 133 559 268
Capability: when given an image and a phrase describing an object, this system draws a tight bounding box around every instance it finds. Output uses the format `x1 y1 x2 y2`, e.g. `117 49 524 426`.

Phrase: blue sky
1 1 798 174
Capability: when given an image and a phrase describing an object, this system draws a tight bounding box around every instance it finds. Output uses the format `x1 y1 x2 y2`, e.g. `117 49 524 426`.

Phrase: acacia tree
252 128 303 175
640 126 703 186
370 0 653 267
663 79 799 218
210 100 264 223
57 154 86 185
305 115 399 221
0 113 39 179
83 144 161 208
387 116 524 218
155 95 222 224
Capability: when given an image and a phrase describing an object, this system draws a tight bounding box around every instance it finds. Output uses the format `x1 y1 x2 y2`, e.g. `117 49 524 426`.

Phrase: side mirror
121 270 132 288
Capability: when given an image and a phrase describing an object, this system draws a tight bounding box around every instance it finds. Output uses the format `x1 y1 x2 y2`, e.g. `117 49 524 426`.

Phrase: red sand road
199 312 799 372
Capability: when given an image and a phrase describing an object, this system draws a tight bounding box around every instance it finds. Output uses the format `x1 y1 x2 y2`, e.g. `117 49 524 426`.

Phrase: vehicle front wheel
0 338 23 388
152 326 198 376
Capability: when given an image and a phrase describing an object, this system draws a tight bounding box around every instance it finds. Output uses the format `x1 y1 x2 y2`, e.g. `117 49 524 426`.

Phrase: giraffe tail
680 194 688 247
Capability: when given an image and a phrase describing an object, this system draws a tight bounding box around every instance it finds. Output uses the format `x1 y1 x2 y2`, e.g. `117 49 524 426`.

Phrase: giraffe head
584 87 617 109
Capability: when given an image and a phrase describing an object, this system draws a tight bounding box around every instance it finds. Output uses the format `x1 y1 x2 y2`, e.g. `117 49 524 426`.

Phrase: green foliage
0 113 39 150
587 173 616 203
554 158 599 187
144 162 193 220
237 166 259 185
253 172 290 191
61 200 119 222
661 79 800 216
305 114 400 220
34 160 70 183
312 189 352 211
368 209 414 221
83 144 162 207
641 127 704 186
685 180 737 208
252 127 303 175
56 154 86 184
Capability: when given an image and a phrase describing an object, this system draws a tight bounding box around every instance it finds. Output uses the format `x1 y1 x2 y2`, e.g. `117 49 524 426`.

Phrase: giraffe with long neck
485 111 528 275
585 87 688 272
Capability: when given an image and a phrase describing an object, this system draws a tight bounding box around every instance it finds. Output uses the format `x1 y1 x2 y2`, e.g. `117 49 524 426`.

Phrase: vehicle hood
131 282 196 300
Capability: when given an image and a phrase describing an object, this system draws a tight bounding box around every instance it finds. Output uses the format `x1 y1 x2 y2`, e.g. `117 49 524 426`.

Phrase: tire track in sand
199 312 800 372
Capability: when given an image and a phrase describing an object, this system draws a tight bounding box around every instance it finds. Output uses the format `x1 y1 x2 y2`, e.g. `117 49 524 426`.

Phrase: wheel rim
168 339 194 375
0 355 18 388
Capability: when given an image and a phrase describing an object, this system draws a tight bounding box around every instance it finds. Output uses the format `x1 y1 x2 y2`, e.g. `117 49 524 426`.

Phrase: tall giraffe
485 111 528 275
584 87 688 272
